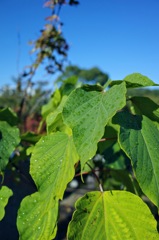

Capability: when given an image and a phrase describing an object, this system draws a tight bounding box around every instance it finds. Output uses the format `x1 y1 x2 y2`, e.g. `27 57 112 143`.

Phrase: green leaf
59 76 78 95
47 113 70 134
0 186 13 221
30 132 79 199
103 142 130 170
21 132 42 144
41 89 61 119
110 73 158 88
81 84 104 92
63 82 126 168
0 121 20 171
56 75 78 84
114 112 159 207
109 80 123 87
131 96 159 122
98 125 117 153
0 108 18 126
17 188 58 240
110 170 139 194
123 73 158 88
67 191 158 240
46 96 68 133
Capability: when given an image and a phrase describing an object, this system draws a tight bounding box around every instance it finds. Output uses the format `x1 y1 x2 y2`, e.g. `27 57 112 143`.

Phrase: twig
99 137 117 142
86 163 103 192
0 172 4 186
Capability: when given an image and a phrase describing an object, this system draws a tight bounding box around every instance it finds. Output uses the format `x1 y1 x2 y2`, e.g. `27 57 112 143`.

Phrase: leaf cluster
0 73 159 239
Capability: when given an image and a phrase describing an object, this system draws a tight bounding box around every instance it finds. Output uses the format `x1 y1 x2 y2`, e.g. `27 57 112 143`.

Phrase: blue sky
0 0 159 87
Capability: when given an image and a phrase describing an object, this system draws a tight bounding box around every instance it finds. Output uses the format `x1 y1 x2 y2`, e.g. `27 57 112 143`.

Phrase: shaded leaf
0 121 20 171
0 108 18 126
110 169 140 194
103 142 130 170
67 191 158 240
114 112 159 207
30 132 78 199
81 84 104 92
21 132 42 144
98 125 117 153
59 76 78 96
63 83 126 168
0 186 13 221
17 188 58 240
131 96 159 122
109 80 122 86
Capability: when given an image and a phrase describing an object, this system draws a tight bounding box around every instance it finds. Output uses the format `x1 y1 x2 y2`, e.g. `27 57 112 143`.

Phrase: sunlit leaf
30 132 78 199
0 121 20 171
17 188 58 240
0 186 13 221
46 96 68 133
114 112 159 207
67 191 158 240
123 73 158 87
41 89 61 119
110 73 159 88
63 82 126 168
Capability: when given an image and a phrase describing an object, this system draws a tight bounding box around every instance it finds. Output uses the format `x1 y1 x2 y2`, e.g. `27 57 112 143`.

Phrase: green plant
0 73 159 239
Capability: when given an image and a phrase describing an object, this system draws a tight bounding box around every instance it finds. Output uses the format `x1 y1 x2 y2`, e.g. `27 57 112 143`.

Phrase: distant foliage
0 73 159 239
55 65 109 86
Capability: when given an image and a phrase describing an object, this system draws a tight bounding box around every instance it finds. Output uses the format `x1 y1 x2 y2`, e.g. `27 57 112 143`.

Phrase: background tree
0 0 80 132
0 1 159 239
0 76 51 132
128 87 159 104
55 65 109 86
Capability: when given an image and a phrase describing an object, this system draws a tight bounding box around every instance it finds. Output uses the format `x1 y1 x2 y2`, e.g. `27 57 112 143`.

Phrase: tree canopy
56 65 109 86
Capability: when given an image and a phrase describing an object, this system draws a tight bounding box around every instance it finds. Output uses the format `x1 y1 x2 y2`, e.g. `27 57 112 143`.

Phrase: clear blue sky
0 0 159 87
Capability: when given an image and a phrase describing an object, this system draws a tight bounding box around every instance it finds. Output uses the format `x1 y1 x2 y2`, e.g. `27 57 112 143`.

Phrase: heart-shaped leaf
63 83 126 168
67 191 158 240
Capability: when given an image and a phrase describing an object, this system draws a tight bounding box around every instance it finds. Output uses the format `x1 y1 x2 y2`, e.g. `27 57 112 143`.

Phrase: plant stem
0 172 4 185
99 137 117 142
86 162 104 192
